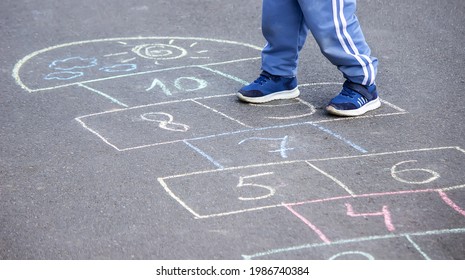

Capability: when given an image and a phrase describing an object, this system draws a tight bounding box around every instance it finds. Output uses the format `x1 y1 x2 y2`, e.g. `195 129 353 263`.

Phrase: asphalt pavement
1 0 465 259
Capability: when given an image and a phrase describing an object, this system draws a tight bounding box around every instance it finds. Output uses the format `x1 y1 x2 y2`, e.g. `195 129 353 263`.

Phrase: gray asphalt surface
1 0 465 259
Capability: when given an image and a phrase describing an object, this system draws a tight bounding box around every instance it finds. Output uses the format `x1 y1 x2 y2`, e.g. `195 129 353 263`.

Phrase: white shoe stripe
333 0 373 86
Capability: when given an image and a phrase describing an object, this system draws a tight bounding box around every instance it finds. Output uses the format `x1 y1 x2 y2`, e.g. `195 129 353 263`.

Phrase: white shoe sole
326 98 381 117
237 87 300 104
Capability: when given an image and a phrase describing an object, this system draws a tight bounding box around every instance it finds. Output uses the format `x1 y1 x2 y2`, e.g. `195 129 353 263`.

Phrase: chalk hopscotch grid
158 146 465 219
15 38 463 260
68 53 407 153
75 94 408 152
17 36 408 155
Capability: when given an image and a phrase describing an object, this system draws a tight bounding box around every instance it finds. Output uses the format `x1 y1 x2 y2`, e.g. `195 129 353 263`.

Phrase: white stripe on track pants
261 0 377 86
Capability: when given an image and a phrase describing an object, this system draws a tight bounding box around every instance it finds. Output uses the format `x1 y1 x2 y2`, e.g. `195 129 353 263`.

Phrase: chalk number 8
391 160 440 184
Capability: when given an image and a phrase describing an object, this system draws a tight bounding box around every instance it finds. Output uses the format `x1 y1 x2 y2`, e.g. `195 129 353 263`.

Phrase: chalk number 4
237 172 276 201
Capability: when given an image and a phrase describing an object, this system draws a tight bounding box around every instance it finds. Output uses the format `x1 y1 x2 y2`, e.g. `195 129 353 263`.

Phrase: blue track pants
261 0 378 86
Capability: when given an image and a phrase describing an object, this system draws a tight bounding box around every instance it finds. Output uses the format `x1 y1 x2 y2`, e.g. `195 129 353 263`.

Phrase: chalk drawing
249 97 316 120
242 227 465 259
284 204 332 244
183 140 225 170
14 36 461 260
197 65 249 85
238 136 294 158
78 83 129 108
146 76 208 96
345 203 396 232
140 112 190 132
391 160 440 184
146 78 172 96
49 56 97 70
305 161 355 196
99 63 137 73
13 36 262 93
76 90 407 152
190 100 251 128
309 123 368 153
236 172 276 201
158 147 465 219
132 44 187 61
328 251 375 260
174 77 208 92
405 235 431 260
103 52 129 57
438 190 465 217
44 71 83 80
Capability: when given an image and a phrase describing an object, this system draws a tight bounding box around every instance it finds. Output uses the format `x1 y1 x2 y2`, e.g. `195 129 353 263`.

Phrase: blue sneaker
326 81 381 117
237 71 300 103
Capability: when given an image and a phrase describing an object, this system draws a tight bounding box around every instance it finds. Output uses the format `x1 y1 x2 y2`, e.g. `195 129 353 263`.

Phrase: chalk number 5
237 172 276 201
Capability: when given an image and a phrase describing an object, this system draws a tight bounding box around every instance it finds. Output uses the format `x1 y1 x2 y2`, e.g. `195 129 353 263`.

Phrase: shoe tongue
260 71 273 79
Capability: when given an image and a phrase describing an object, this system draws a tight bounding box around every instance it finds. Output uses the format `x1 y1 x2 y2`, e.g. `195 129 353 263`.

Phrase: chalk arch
12 36 262 93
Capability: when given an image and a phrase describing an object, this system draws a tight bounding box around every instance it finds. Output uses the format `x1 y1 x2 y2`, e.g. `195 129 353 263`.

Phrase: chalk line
328 251 375 260
440 184 465 192
264 98 316 120
242 227 465 259
284 204 332 244
103 52 129 57
183 140 224 170
157 178 202 218
75 94 236 119
78 83 129 107
309 123 368 153
405 235 431 260
190 99 252 128
74 118 122 151
380 98 406 112
305 161 355 196
438 190 465 217
197 66 249 85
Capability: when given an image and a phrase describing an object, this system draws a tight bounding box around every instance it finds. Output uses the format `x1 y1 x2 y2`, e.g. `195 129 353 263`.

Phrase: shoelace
340 87 357 98
253 74 270 85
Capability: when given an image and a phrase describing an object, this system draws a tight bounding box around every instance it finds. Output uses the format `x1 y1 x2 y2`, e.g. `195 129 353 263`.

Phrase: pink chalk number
345 203 396 232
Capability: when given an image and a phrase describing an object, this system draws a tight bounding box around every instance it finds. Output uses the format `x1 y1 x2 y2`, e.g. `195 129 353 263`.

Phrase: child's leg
298 0 378 86
261 0 309 77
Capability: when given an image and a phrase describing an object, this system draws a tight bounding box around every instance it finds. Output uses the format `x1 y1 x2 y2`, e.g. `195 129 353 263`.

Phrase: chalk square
77 100 248 151
80 66 244 107
158 161 353 219
287 190 465 242
198 83 407 128
186 123 364 168
307 147 465 194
